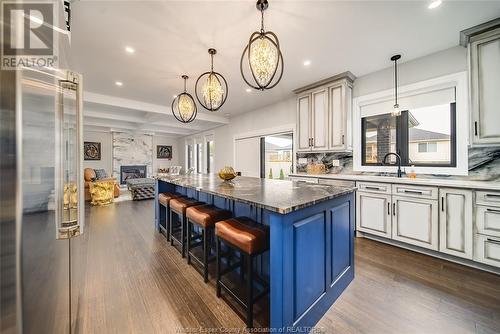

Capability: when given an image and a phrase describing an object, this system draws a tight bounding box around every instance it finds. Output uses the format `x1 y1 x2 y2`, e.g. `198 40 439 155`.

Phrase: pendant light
171 75 197 123
391 54 402 117
195 48 228 112
240 0 284 91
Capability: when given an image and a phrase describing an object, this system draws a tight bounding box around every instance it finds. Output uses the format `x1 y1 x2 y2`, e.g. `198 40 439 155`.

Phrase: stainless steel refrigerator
0 7 84 334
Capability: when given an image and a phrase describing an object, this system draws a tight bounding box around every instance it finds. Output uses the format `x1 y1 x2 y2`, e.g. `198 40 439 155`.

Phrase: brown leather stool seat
185 205 232 282
215 217 269 255
170 197 204 214
186 205 232 228
215 217 269 329
169 197 204 257
158 192 182 206
158 192 183 240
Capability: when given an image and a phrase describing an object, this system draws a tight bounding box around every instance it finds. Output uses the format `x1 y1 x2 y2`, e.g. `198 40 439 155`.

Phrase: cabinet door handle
487 238 500 245
441 197 444 212
387 202 390 215
342 135 345 145
312 137 314 147
485 194 500 199
474 121 478 136
486 208 500 214
365 186 381 191
393 203 396 216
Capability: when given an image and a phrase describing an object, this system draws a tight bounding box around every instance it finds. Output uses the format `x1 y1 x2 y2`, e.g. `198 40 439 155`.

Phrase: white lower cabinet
439 188 473 259
474 234 500 267
356 192 392 238
392 196 439 251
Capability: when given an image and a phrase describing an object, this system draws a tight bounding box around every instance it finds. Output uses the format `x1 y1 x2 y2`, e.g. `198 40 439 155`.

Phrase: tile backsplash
296 146 500 181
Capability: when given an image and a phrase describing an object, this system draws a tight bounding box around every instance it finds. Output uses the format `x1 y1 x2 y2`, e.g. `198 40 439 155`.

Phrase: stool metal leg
186 220 192 264
165 205 170 241
216 237 221 298
170 209 175 246
181 214 186 258
246 253 254 329
203 227 209 282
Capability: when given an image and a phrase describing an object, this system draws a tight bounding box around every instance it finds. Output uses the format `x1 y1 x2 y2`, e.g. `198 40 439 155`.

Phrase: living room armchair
84 168 120 201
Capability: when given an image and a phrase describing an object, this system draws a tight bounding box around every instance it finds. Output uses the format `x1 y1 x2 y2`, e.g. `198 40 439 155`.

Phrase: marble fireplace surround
112 132 153 183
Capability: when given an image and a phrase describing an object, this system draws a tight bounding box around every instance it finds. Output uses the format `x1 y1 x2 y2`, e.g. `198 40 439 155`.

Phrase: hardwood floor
74 199 500 334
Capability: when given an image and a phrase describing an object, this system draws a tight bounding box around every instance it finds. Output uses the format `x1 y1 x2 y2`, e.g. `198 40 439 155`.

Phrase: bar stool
185 205 232 282
215 217 269 329
158 192 183 241
169 197 204 257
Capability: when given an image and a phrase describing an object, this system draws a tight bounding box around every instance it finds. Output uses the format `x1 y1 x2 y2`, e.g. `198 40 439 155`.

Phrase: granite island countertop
156 174 355 214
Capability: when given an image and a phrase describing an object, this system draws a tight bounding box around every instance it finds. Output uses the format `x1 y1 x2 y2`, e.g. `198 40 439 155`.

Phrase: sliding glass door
260 133 293 179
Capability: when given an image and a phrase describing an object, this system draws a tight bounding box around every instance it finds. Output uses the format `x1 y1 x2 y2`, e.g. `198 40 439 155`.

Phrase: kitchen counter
155 175 355 331
156 174 355 214
289 173 500 191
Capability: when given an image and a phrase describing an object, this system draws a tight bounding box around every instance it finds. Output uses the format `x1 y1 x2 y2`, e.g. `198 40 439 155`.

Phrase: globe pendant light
240 0 284 91
172 75 197 123
391 54 402 117
195 48 228 112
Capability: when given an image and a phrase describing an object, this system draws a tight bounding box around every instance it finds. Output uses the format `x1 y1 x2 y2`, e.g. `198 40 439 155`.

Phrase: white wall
83 130 179 176
179 97 296 172
354 46 467 97
83 131 112 173
153 135 180 172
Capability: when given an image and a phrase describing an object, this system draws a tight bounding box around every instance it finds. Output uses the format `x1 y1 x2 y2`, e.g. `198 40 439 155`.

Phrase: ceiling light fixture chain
195 48 228 112
391 54 402 117
240 0 284 91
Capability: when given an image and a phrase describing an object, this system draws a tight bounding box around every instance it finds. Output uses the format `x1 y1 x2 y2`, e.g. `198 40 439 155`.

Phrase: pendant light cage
195 48 229 112
391 54 401 117
240 0 284 91
172 75 198 123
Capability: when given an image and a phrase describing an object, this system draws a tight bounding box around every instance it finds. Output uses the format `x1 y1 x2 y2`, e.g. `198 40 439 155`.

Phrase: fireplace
120 165 147 184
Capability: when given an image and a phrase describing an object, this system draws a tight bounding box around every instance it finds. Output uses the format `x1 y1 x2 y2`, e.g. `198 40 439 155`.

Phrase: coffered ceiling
70 0 500 137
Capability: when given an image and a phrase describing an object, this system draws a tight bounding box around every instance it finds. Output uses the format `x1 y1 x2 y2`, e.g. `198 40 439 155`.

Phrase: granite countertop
289 173 500 191
156 174 355 214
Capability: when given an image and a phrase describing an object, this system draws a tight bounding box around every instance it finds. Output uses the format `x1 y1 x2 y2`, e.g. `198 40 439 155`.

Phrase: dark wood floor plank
74 199 500 334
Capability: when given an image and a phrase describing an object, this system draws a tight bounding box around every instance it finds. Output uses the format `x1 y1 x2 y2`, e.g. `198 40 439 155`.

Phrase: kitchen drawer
474 234 500 268
392 184 438 200
289 176 318 184
318 178 355 188
476 206 500 237
356 182 391 194
476 191 500 207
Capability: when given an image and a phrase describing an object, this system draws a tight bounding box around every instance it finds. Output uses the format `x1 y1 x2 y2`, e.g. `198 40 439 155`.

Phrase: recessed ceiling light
428 0 442 9
125 46 135 54
245 88 252 93
115 81 123 86
303 60 311 66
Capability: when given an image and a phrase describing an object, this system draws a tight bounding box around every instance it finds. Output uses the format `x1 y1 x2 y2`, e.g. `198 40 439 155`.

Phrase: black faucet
383 153 403 178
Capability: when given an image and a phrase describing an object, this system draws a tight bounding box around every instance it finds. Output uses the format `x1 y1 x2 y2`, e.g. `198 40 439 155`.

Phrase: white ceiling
70 0 500 137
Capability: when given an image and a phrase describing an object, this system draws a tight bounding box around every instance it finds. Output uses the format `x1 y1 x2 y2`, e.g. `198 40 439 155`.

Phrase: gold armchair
84 168 120 201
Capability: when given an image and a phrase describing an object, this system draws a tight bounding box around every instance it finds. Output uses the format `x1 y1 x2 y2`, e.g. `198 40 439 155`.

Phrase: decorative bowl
218 166 237 181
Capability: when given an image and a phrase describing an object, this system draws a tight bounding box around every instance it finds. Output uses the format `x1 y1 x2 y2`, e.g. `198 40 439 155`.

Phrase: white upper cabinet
462 21 500 145
294 72 355 152
297 95 312 151
311 88 328 150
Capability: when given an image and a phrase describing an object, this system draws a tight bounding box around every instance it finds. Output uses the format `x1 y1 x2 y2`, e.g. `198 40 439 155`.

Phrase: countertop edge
289 173 500 191
156 177 356 214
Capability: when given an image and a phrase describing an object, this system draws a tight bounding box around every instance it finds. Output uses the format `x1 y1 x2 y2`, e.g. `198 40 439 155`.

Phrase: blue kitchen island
155 175 355 332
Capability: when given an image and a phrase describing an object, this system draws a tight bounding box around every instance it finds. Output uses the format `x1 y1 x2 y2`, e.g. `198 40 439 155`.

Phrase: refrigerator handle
55 71 84 239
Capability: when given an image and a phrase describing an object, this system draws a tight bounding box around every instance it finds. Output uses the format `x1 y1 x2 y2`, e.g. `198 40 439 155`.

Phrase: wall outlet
298 158 308 164
331 159 340 167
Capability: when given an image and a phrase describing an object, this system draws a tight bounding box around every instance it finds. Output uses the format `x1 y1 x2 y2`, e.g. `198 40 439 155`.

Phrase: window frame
361 104 456 168
353 72 468 176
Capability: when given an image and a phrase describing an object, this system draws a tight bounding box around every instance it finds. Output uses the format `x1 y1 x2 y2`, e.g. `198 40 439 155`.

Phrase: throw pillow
94 169 108 180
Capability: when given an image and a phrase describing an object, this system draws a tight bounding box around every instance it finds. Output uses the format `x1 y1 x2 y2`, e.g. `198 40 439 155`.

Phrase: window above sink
353 72 468 176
